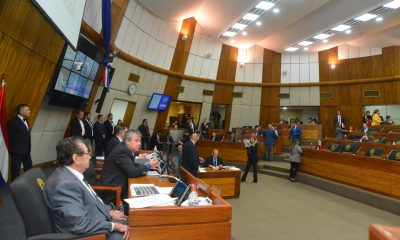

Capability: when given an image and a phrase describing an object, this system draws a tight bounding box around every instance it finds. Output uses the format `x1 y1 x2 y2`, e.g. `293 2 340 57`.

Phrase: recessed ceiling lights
230 39 236 43
376 17 383 22
255 1 275 11
273 8 280 13
232 23 248 30
345 29 352 34
243 13 260 21
222 31 236 37
256 21 262 26
303 47 309 51
384 0 400 9
313 33 331 40
332 24 351 32
322 39 328 43
285 47 298 52
298 41 313 46
355 13 377 22
242 31 248 36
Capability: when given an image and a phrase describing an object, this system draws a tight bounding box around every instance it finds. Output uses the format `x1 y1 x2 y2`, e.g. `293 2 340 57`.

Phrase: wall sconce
330 64 336 69
181 35 188 41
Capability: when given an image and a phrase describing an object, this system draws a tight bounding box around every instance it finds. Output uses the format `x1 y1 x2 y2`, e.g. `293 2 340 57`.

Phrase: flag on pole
0 74 9 188
101 0 112 90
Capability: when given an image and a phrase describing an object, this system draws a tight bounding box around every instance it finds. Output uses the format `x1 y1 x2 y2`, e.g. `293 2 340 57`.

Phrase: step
259 169 289 180
261 164 290 174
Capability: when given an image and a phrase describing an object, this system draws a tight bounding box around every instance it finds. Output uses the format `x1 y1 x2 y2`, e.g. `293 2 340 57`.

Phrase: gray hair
123 129 142 142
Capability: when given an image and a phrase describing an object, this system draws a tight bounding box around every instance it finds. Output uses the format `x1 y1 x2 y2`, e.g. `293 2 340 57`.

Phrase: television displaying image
147 93 171 111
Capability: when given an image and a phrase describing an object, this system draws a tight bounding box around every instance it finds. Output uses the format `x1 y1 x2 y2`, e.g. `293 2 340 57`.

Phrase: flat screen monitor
147 93 171 111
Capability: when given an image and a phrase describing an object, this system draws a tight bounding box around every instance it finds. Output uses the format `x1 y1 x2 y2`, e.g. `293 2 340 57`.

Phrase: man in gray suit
43 137 129 240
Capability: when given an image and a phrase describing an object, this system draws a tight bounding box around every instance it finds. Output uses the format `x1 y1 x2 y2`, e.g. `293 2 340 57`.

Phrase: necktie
213 157 217 167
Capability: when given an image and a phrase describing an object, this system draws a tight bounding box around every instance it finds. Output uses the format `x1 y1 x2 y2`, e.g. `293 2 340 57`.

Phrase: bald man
201 149 224 168
181 133 203 176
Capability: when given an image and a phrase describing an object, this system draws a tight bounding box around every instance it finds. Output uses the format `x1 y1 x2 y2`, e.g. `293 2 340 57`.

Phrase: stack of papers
224 166 241 171
146 171 159 176
199 167 207 173
124 194 176 208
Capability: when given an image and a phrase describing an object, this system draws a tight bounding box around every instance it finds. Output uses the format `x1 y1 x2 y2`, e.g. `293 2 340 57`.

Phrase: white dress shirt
79 119 85 136
17 115 29 130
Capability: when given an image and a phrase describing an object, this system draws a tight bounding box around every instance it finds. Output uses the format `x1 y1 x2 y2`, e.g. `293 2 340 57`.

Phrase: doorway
110 99 136 127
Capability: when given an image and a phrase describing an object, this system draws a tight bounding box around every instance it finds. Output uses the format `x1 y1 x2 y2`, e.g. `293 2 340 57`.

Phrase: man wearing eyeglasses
43 137 129 240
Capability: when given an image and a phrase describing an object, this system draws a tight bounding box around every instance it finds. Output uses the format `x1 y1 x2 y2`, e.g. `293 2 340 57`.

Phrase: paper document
146 171 160 176
124 194 176 208
224 166 241 171
156 187 173 195
199 167 206 173
243 139 251 147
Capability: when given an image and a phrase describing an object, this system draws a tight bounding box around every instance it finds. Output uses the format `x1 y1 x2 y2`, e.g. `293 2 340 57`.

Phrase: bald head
190 132 199 143
212 149 219 158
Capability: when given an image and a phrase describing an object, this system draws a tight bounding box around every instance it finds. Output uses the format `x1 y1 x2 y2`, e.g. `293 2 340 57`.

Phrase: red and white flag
0 75 9 185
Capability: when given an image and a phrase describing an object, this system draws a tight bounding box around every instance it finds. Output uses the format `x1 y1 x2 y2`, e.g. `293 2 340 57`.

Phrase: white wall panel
212 43 222 60
253 64 263 83
115 17 129 48
309 86 320 106
290 64 300 83
200 58 211 78
184 54 195 75
230 105 241 130
290 54 300 64
300 54 308 64
309 63 319 82
192 56 203 77
349 45 359 59
251 87 262 106
299 64 309 83
289 88 300 106
254 45 264 63
208 60 219 79
244 64 254 83
125 0 137 20
131 3 142 25
359 47 371 58
299 87 310 105
281 64 290 83
199 103 212 123
371 48 382 56
282 54 290 64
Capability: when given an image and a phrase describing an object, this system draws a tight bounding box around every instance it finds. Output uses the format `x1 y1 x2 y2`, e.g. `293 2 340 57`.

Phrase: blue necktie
213 157 217 167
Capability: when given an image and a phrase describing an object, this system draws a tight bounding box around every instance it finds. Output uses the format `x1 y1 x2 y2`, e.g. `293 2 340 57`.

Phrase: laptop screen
170 181 188 199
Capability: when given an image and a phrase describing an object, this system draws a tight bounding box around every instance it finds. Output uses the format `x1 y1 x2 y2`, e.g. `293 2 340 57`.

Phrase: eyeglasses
77 152 92 157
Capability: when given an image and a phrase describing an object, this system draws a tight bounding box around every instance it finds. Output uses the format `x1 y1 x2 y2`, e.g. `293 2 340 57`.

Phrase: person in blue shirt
263 124 278 161
288 122 302 144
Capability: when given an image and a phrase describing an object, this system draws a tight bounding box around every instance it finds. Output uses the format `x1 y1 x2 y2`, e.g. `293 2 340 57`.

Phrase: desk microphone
159 174 180 183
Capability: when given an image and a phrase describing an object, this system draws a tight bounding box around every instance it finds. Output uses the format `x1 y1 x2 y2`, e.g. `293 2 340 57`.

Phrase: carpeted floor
228 173 400 240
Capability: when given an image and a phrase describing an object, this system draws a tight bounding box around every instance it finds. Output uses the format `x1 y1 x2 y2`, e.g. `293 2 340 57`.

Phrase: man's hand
199 157 204 162
113 223 129 240
149 158 158 169
109 210 127 221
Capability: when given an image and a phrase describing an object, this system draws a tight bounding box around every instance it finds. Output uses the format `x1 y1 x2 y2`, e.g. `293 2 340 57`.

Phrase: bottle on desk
188 185 199 206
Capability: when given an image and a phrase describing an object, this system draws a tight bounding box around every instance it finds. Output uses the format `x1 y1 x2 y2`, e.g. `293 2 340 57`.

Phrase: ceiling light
303 47 309 51
242 31 248 36
376 17 383 22
322 39 328 43
332 24 351 32
256 21 262 26
313 33 331 40
298 41 313 46
384 0 400 9
255 1 275 10
243 13 260 21
355 13 377 22
223 31 236 37
230 39 236 43
282 107 288 110
232 23 247 30
345 29 352 34
285 47 298 52
273 8 280 13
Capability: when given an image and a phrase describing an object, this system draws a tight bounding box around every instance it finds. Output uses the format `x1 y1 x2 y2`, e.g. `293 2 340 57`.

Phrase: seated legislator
201 149 224 168
43 137 129 240
101 130 158 202
335 124 348 140
210 132 221 141
105 124 128 158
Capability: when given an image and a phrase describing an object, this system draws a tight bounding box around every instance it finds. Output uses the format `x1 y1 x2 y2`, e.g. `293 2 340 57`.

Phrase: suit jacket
43 166 112 234
71 118 84 137
263 128 278 145
200 123 209 135
83 119 94 140
8 116 31 155
201 156 224 167
138 124 150 138
105 135 122 158
101 143 148 201
247 143 259 161
181 140 199 177
104 120 114 143
335 127 348 140
334 115 346 126
93 121 105 141
288 126 302 141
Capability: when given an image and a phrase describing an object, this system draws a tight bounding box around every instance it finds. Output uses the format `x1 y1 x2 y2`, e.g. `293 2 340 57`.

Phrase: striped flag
102 61 112 89
102 0 112 90
0 75 9 187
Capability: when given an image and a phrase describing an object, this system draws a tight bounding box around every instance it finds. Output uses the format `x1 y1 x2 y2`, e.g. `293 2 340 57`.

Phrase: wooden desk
300 148 400 200
370 224 400 240
323 138 400 157
198 168 241 199
127 169 232 240
197 140 248 163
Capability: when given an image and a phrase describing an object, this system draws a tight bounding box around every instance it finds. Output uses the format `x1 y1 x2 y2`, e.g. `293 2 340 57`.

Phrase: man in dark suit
334 110 345 127
105 124 128 158
200 119 209 140
186 118 195 135
101 130 158 202
43 137 129 239
83 112 94 142
210 132 221 141
149 130 162 150
201 149 224 167
8 104 32 180
288 122 302 144
138 119 150 150
104 113 114 145
93 115 106 156
70 110 85 138
263 124 278 161
182 133 202 177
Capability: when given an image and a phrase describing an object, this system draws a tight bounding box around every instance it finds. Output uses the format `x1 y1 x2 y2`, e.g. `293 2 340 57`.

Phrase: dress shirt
337 115 342 125
17 115 29 130
79 120 85 136
85 119 94 137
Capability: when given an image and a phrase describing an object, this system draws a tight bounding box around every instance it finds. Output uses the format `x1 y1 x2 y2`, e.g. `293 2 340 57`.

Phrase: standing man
93 115 106 156
200 119 209 140
138 119 150 150
8 104 32 180
187 118 195 135
334 110 345 127
263 124 278 161
70 110 85 138
83 112 94 142
105 124 128 158
288 122 302 144
181 133 202 177
104 113 114 145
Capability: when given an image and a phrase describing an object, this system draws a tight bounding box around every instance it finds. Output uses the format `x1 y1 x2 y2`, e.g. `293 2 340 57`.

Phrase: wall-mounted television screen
147 93 171 111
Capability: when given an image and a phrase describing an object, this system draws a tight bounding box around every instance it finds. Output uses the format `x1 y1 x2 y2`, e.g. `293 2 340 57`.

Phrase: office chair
10 168 107 240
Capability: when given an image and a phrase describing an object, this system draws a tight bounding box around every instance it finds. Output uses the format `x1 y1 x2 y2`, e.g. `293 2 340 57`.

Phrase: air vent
363 90 380 97
128 73 140 83
321 92 334 98
232 92 243 98
176 86 184 93
277 93 290 99
203 90 214 96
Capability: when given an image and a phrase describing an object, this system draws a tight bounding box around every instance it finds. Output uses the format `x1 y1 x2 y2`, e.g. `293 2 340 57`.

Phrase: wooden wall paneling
110 0 129 43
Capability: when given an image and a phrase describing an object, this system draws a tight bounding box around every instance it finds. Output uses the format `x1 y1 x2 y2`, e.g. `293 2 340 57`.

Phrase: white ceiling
138 0 400 52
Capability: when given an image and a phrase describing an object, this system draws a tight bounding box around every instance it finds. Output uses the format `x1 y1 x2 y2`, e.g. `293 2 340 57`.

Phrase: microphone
159 174 180 183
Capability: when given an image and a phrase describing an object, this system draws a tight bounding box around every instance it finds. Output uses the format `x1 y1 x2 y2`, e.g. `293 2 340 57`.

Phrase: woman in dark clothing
241 136 259 183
